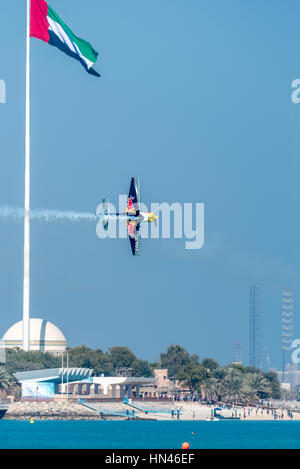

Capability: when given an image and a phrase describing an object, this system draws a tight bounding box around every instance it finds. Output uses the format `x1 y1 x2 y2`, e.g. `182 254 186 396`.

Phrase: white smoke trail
0 206 98 222
30 209 98 222
0 206 24 220
31 211 128 222
0 206 132 223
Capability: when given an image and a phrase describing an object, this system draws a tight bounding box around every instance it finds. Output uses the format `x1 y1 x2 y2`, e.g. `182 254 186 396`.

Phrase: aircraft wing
127 221 141 256
127 177 140 213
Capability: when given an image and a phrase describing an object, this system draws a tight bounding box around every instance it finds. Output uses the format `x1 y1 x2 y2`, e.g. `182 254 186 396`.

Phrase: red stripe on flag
30 0 50 43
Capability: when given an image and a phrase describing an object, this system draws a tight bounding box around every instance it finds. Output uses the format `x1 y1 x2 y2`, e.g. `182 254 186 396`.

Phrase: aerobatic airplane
98 177 158 255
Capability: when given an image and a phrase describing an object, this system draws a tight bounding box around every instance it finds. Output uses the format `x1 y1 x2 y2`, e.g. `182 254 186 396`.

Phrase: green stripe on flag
47 6 99 64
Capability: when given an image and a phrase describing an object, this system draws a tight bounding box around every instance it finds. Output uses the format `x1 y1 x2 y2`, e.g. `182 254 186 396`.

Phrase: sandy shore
175 403 299 421
3 401 299 421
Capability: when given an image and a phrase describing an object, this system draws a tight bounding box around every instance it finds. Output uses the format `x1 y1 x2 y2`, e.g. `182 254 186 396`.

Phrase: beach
3 401 299 421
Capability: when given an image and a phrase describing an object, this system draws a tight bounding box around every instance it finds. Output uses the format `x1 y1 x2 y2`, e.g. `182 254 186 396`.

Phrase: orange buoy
182 442 190 449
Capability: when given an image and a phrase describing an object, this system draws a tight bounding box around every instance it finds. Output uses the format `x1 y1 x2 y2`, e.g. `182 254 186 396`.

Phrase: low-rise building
14 368 157 401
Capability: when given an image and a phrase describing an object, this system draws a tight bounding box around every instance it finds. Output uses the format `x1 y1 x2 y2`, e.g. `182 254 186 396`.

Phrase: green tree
5 348 61 374
202 367 226 401
0 367 12 392
0 366 19 395
68 346 113 376
244 366 262 374
109 347 152 377
201 358 219 371
160 345 199 377
176 363 207 395
132 359 152 377
242 373 272 401
150 361 161 370
264 371 281 399
109 346 137 368
201 376 220 401
222 367 246 403
230 363 247 374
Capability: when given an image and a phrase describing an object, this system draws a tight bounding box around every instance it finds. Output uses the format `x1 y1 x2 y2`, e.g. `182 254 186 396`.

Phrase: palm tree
0 367 17 395
222 367 246 404
201 367 226 401
201 377 220 401
243 373 272 402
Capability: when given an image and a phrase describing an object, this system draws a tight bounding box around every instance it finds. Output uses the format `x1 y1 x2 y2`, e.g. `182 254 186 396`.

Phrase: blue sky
0 0 299 369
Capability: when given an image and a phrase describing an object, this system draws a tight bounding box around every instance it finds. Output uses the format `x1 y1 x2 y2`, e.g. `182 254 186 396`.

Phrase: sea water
0 420 300 449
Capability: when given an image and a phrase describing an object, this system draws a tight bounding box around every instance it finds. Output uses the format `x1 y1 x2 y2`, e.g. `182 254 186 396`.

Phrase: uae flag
30 0 100 76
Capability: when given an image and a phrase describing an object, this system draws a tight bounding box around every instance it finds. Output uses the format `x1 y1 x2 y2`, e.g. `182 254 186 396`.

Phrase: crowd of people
234 405 294 420
168 393 298 420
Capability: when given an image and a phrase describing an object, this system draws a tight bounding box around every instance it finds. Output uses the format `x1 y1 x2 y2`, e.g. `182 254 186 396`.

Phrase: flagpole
22 0 31 352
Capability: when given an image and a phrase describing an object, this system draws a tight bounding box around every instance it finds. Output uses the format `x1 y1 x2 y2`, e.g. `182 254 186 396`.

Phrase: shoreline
3 401 299 422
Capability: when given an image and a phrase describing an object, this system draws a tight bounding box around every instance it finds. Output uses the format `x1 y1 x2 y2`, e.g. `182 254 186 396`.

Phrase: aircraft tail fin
102 198 109 230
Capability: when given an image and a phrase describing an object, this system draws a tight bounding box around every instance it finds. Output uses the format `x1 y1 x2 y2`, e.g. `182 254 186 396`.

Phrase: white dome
2 318 67 354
